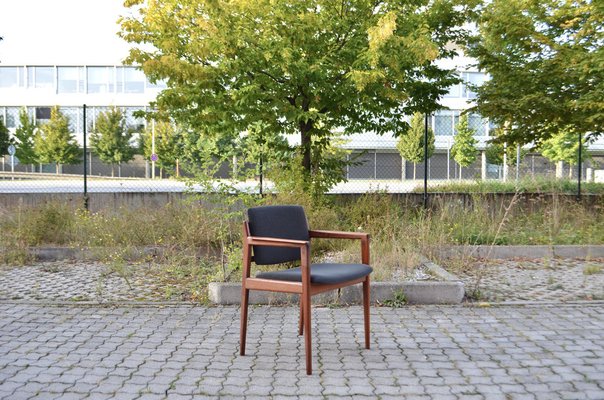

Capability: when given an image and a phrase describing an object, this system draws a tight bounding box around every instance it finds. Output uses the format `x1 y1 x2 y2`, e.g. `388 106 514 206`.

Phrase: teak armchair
239 205 372 375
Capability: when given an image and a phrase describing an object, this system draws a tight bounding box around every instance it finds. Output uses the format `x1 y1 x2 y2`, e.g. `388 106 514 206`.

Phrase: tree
14 108 38 171
34 106 80 174
467 0 604 146
396 112 435 180
451 114 479 179
0 117 10 159
141 120 182 177
539 129 589 178
90 107 135 177
120 0 474 192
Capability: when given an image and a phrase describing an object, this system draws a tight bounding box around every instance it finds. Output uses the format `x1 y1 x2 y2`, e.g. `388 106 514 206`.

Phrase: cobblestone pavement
456 258 604 302
0 303 603 399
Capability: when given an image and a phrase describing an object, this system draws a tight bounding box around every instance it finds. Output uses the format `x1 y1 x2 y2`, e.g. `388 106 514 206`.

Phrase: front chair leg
303 291 312 375
363 276 371 349
240 288 250 355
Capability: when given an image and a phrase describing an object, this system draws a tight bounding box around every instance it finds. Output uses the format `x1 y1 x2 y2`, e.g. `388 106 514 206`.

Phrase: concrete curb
208 258 465 306
438 245 604 259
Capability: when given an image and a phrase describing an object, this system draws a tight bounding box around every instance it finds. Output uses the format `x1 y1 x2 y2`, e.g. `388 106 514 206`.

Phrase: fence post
83 104 89 211
577 131 582 200
423 113 429 209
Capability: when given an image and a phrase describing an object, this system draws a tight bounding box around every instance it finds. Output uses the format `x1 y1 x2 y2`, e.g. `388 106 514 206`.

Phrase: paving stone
0 303 603 399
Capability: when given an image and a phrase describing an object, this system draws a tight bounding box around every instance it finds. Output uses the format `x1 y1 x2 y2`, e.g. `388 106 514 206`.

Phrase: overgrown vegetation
1 190 602 302
418 177 604 195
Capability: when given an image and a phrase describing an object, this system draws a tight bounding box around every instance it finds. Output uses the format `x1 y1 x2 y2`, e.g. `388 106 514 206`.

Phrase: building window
58 67 85 93
433 110 459 136
5 107 20 128
348 151 376 179
462 72 487 99
87 66 115 93
28 66 54 89
468 113 487 136
0 67 25 88
146 76 167 90
376 153 402 179
36 107 51 121
120 67 145 93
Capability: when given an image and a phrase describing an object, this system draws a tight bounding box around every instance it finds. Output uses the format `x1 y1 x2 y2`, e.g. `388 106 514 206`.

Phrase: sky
0 0 134 65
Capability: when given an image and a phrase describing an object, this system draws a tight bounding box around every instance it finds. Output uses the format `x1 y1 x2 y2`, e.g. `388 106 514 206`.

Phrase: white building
1 0 601 183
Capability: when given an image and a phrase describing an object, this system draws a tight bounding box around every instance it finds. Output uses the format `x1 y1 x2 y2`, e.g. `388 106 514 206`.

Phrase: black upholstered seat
257 263 372 284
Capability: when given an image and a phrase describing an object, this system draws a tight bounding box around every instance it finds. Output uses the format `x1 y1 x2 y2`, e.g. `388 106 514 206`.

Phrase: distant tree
451 114 479 180
14 108 38 171
34 106 80 174
90 107 135 177
467 0 603 145
141 120 181 177
396 112 435 180
485 128 527 167
0 117 10 158
539 129 589 178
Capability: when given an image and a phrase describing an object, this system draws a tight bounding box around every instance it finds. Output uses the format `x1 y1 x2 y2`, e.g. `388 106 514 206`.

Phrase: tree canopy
451 114 478 177
0 117 10 157
396 112 435 179
90 107 135 177
14 108 38 167
34 106 80 173
141 120 182 175
467 0 604 146
120 0 474 189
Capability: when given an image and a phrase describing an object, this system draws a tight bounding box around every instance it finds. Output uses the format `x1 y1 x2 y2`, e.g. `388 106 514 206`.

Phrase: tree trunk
56 163 60 174
111 164 115 177
459 165 462 180
556 161 563 178
118 163 122 178
413 163 416 180
299 121 313 174
176 159 180 177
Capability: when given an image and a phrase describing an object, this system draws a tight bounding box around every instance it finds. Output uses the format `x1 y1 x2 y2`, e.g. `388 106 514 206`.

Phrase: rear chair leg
299 296 304 336
240 288 250 355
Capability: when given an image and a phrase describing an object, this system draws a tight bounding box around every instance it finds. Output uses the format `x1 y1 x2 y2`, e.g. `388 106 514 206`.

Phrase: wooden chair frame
239 222 371 375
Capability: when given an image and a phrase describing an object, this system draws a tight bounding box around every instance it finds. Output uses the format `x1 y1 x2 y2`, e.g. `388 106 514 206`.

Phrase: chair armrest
309 230 369 240
309 230 370 265
246 236 309 248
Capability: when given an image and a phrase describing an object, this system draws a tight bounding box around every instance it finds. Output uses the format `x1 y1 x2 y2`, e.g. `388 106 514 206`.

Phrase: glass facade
58 67 85 93
442 71 488 99
0 67 24 88
121 67 145 93
87 66 115 93
28 66 54 89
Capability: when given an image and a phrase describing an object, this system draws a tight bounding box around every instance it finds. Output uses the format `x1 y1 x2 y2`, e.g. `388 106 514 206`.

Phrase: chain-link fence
1 105 603 201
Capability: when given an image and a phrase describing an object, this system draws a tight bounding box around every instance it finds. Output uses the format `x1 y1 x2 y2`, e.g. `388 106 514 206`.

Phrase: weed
381 290 407 307
583 264 603 275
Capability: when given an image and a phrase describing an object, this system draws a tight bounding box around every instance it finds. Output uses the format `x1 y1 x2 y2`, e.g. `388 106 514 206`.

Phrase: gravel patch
0 261 166 302
455 257 604 302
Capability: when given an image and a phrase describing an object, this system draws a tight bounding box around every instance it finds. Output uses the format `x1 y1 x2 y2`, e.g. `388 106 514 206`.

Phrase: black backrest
247 205 310 265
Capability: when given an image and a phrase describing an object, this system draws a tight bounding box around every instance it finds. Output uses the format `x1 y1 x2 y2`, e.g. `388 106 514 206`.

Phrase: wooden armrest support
309 230 369 240
247 236 309 248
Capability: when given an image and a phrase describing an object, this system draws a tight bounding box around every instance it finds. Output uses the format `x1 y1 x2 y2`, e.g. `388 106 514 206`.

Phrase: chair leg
363 276 371 349
298 296 304 336
303 292 312 375
240 288 250 356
